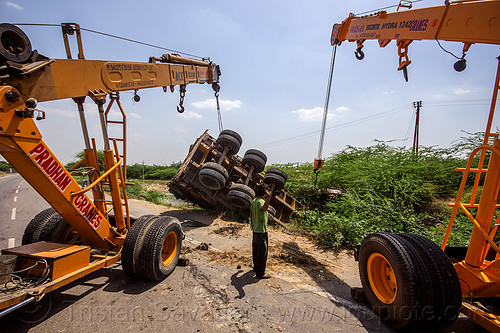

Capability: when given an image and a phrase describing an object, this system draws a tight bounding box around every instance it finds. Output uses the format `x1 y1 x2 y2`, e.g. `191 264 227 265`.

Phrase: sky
1 0 499 166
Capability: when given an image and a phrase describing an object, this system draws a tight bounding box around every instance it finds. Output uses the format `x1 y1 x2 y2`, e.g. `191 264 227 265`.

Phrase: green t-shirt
251 197 268 233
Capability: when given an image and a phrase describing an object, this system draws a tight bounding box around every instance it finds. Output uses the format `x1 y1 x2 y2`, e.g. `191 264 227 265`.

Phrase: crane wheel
22 208 59 245
44 215 84 245
22 208 85 245
122 215 157 278
198 162 228 190
135 216 183 281
0 23 32 63
242 149 267 173
399 233 461 328
227 184 255 208
358 232 432 330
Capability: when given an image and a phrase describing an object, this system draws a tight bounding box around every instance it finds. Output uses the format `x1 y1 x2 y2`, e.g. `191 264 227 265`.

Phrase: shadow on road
279 241 390 332
0 263 162 332
159 209 217 228
230 269 259 299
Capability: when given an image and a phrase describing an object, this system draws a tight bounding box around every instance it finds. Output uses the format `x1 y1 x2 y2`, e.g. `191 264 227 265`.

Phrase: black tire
399 233 461 328
22 208 58 245
219 129 242 145
268 206 276 223
201 162 229 179
216 134 241 156
359 232 426 330
242 150 267 173
265 168 288 182
227 189 253 208
0 23 32 63
199 167 227 190
244 149 267 163
136 216 183 281
122 215 157 278
44 214 84 245
229 183 255 198
263 173 286 191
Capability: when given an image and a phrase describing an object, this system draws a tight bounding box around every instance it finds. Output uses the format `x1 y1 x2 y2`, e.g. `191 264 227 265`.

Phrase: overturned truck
169 130 303 224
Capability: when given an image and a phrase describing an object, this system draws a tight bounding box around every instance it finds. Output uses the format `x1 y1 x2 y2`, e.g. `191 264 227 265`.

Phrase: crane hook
354 49 364 60
177 84 186 113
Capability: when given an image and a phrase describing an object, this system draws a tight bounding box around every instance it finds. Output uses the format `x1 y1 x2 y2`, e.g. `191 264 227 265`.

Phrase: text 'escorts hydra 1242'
0 23 221 316
314 0 500 331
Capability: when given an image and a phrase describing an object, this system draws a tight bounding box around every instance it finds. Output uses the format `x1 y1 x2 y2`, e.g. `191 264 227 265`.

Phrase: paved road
0 174 50 249
0 174 488 333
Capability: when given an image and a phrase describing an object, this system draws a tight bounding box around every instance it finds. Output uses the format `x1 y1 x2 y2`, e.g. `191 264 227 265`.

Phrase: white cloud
190 98 242 111
5 1 23 10
174 127 185 133
383 90 395 95
292 106 324 122
453 87 471 95
178 111 202 119
336 106 350 113
129 112 141 119
292 106 349 122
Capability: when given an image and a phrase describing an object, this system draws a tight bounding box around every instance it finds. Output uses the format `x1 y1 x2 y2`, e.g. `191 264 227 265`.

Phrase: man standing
251 183 272 279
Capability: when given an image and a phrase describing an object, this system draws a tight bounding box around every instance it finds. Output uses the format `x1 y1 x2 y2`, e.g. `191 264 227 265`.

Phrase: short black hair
256 183 270 197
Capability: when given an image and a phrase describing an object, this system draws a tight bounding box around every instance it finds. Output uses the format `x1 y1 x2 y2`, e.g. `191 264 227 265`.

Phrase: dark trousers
252 232 268 277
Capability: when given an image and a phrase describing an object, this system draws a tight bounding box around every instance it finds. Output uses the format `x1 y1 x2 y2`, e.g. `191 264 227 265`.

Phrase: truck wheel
268 206 276 223
227 185 254 208
198 165 228 190
216 131 242 155
400 233 461 328
264 169 287 191
268 205 276 221
359 232 426 330
22 208 58 245
122 215 157 278
0 23 32 63
265 168 288 182
136 216 183 281
229 183 255 198
242 149 267 173
219 129 242 146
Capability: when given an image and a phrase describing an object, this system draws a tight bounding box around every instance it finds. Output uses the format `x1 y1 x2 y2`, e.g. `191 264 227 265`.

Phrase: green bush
0 161 11 172
277 140 481 250
126 163 180 180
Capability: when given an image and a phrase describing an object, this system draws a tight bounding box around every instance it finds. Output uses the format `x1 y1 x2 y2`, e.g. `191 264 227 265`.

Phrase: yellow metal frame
440 57 500 299
332 1 500 328
0 23 219 314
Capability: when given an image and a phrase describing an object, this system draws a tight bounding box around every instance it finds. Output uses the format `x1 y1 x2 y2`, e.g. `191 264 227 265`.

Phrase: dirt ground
0 182 487 332
123 198 486 333
128 198 359 292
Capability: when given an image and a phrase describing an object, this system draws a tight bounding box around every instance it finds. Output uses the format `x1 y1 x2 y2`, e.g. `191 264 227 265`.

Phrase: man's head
256 183 270 198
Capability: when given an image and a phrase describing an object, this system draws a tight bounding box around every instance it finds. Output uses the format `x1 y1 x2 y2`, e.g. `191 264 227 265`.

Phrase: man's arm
261 192 271 211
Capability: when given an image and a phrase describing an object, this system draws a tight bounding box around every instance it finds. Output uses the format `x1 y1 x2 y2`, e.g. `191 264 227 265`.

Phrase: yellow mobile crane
0 23 220 315
317 0 500 331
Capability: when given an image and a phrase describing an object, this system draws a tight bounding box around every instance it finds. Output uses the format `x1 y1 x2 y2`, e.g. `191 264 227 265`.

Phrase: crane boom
324 1 500 331
332 0 500 46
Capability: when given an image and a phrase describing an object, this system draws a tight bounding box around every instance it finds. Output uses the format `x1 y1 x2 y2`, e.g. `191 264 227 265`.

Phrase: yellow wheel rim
367 252 397 304
161 230 178 266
